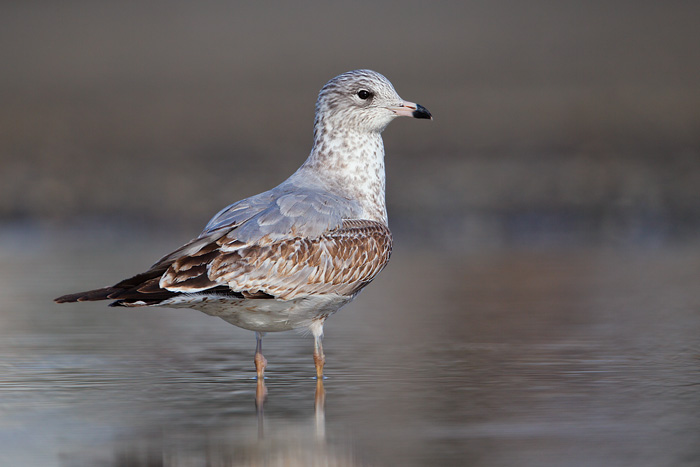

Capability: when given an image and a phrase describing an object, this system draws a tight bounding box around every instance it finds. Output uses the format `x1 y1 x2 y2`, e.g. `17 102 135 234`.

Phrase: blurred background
3 0 699 246
2 2 700 466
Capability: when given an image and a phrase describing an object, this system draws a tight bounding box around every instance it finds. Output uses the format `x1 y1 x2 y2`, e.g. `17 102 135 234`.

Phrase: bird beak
389 101 433 120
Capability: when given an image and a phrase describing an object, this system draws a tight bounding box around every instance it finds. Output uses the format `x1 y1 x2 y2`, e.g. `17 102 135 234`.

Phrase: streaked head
315 69 432 134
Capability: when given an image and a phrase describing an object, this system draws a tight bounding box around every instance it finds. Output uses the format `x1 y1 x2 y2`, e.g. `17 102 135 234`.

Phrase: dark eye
357 90 372 100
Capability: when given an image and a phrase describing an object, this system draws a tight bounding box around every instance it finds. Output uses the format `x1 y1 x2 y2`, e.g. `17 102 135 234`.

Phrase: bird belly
158 293 354 332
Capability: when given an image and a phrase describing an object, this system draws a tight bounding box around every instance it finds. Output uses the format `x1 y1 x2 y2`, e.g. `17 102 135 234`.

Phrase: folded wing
162 219 392 300
55 185 390 306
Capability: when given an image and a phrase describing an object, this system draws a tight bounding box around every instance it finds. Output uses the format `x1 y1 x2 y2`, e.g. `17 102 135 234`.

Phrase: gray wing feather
152 181 359 269
203 190 277 233
203 180 362 243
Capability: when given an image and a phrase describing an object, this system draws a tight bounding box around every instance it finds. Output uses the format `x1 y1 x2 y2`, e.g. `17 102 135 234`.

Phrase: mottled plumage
55 69 431 378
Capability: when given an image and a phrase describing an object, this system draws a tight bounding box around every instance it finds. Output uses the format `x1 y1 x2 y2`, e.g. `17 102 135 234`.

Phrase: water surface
1 228 699 466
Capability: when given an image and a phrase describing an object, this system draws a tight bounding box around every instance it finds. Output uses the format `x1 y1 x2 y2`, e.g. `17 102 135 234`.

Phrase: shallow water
1 227 699 466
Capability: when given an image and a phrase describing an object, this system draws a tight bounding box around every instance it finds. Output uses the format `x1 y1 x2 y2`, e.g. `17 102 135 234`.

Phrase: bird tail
54 265 173 307
54 287 134 305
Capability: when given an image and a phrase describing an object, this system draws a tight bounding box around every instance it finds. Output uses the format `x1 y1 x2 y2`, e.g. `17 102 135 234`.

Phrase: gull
55 69 432 379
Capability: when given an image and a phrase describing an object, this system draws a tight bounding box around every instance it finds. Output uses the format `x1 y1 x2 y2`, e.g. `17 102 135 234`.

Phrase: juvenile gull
55 69 432 378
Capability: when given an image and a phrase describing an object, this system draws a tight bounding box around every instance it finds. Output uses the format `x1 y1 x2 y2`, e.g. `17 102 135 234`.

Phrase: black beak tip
412 104 432 120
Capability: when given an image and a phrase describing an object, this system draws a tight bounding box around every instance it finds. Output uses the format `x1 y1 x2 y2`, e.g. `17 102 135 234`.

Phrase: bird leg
254 332 267 379
313 347 325 379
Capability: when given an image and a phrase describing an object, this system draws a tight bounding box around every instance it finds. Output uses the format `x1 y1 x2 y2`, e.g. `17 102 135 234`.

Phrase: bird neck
296 122 388 225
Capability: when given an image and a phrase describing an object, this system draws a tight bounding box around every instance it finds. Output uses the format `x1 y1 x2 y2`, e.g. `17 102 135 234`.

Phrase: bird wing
161 218 392 300
55 186 390 304
152 181 362 266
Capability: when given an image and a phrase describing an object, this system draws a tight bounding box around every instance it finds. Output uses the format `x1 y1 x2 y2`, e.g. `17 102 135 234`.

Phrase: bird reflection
255 378 267 439
254 376 326 442
93 377 355 466
314 378 326 441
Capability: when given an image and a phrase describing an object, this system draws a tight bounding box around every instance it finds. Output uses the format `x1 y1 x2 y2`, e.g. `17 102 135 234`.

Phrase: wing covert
161 219 392 300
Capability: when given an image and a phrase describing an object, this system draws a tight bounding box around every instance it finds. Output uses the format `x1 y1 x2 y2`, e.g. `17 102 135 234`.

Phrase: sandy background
2 1 699 245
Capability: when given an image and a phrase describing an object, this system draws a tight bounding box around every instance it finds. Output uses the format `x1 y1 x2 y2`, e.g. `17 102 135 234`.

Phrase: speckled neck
293 119 388 225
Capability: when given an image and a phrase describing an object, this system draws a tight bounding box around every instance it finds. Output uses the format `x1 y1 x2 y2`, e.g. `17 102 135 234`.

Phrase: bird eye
357 90 372 100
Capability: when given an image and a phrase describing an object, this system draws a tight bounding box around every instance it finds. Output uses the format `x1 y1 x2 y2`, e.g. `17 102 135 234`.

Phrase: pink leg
254 332 267 379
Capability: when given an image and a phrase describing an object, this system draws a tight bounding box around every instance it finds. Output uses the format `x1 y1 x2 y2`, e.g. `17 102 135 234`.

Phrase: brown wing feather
161 219 392 300
55 220 392 306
